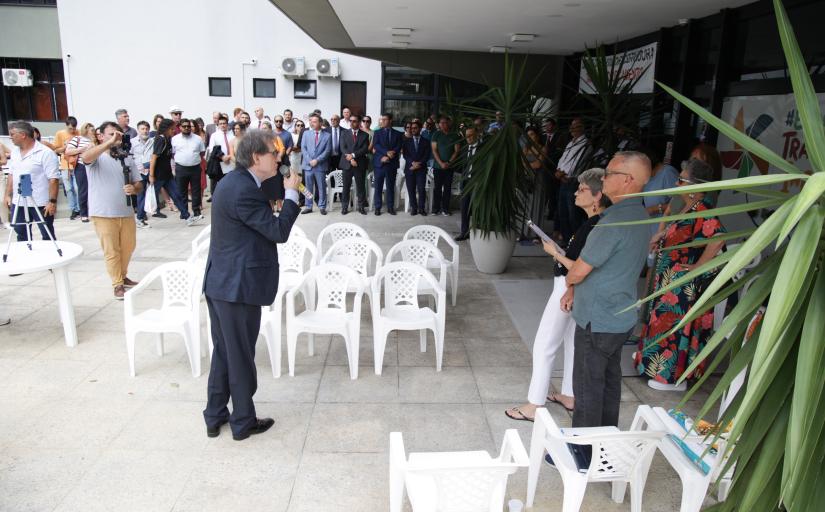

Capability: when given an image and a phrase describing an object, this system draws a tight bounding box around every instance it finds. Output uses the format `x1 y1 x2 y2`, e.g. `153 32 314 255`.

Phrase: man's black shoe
410 209 418 216
341 208 349 215
388 208 397 216
455 233 470 242
320 209 327 216
375 209 381 216
301 208 313 215
420 211 428 217
207 419 229 438
232 418 275 441
152 212 167 219
359 207 367 215
69 211 80 220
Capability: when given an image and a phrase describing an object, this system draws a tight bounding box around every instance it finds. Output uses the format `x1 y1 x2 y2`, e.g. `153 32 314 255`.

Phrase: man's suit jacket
372 127 403 170
339 129 370 171
401 135 432 173
300 129 331 173
203 168 300 306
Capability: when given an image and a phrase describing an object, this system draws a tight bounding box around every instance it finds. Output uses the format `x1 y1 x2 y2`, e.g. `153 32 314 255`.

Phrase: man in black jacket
202 130 301 441
338 113 370 215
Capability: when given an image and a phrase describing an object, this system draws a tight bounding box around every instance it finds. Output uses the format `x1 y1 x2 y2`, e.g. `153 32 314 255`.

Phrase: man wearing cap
169 106 183 135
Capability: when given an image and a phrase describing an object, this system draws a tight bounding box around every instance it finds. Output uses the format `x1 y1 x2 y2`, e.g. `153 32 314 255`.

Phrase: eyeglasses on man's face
604 170 632 180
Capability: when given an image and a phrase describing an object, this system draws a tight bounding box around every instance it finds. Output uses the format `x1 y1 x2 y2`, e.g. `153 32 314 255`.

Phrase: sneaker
320 209 327 216
301 208 313 215
152 212 167 219
192 214 204 222
123 277 139 288
0 316 10 326
114 285 126 300
186 217 198 227
81 217 90 223
440 211 450 217
69 210 80 220
137 219 150 228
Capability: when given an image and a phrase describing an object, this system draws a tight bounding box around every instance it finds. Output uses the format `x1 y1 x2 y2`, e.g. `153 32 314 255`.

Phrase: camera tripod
2 176 63 263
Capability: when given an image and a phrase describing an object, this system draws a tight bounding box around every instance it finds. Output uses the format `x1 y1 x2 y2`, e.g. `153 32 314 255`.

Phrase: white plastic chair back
377 262 442 311
280 236 317 276
191 225 211 255
385 240 447 292
321 237 383 282
404 225 460 305
159 262 200 310
289 224 307 240
305 263 362 313
316 222 369 262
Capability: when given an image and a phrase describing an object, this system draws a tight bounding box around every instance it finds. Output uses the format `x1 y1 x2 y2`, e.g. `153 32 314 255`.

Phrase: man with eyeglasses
563 151 650 433
555 117 592 242
339 114 370 215
171 118 206 222
169 106 184 135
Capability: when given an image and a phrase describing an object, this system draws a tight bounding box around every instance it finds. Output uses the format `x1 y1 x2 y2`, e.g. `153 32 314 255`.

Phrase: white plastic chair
527 407 665 512
367 170 402 211
289 224 307 240
372 262 446 375
387 238 449 304
390 429 529 512
325 169 347 211
286 263 365 379
315 222 369 263
321 237 383 307
191 225 211 256
404 225 460 306
124 261 204 378
257 236 317 377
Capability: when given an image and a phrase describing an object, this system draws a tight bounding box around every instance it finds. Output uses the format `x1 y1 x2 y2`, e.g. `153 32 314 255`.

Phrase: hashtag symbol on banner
785 109 796 127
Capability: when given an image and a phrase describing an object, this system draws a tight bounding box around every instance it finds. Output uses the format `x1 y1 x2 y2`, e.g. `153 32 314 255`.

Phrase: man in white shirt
131 120 154 228
282 109 295 133
327 114 343 174
3 121 60 241
171 118 205 221
253 107 269 129
207 115 235 197
555 117 591 242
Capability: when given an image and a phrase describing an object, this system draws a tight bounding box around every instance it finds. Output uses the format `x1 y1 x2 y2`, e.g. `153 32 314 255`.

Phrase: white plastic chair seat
292 310 356 333
380 306 437 330
131 307 193 332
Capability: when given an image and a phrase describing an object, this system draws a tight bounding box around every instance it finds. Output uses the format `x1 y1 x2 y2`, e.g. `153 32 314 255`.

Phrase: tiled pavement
0 196 719 511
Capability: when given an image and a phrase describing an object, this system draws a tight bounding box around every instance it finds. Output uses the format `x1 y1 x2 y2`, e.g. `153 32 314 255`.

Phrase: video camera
109 132 132 160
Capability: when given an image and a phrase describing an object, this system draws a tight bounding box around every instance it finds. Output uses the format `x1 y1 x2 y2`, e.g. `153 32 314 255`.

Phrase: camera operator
81 122 144 300
4 121 60 241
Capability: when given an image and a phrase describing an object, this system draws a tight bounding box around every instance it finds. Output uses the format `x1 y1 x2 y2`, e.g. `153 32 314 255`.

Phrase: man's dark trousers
11 204 55 241
459 179 472 235
342 166 366 209
405 169 427 212
204 296 261 436
557 179 583 241
153 178 190 219
175 164 202 216
433 168 454 213
373 166 397 211
571 324 631 429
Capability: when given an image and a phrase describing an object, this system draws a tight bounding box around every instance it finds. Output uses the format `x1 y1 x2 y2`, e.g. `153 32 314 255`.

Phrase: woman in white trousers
506 168 611 421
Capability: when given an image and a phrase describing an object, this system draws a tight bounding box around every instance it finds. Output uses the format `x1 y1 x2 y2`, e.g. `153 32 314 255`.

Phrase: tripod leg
26 196 62 257
2 201 22 262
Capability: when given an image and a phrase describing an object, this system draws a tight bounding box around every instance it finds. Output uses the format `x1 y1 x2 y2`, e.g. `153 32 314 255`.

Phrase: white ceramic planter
469 230 516 274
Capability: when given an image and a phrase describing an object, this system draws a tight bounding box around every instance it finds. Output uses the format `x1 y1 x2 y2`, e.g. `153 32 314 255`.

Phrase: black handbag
206 145 224 178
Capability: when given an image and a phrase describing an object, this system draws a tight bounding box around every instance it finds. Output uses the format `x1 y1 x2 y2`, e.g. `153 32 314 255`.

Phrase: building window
253 78 276 98
208 77 231 97
293 79 317 99
1 58 67 122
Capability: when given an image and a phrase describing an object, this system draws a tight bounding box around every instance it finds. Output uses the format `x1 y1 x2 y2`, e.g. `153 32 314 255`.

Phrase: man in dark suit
456 125 481 241
401 119 432 216
339 113 370 215
326 114 343 174
202 130 301 441
371 113 403 216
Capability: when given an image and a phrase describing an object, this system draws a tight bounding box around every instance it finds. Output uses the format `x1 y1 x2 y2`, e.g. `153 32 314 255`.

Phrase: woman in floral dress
636 158 726 391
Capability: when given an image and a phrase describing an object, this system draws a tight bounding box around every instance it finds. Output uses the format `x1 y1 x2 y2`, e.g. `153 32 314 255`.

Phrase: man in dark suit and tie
202 130 301 441
339 113 370 215
326 114 343 174
300 114 331 215
371 113 403 216
401 119 432 216
455 125 481 241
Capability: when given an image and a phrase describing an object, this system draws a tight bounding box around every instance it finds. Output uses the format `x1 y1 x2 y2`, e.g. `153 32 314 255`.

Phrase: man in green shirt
430 116 461 215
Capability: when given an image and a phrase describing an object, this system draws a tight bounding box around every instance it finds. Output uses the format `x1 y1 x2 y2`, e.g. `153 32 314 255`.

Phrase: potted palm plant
625 1 824 508
459 56 549 273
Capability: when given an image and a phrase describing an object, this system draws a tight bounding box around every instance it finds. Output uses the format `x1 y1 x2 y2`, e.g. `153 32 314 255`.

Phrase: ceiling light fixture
391 27 413 37
511 34 535 43
490 46 510 54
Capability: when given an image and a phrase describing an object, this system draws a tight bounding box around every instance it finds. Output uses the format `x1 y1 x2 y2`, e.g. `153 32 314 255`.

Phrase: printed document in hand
527 221 565 256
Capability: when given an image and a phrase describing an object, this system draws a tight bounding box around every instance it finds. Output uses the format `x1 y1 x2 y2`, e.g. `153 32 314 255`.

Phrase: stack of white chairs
321 237 383 307
124 261 205 378
527 407 664 512
316 222 369 263
258 235 317 377
403 226 460 306
286 263 365 379
390 429 529 512
372 262 446 374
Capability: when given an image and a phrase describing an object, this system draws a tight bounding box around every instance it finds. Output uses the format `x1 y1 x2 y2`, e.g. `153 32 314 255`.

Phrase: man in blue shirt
563 151 651 429
371 113 403 216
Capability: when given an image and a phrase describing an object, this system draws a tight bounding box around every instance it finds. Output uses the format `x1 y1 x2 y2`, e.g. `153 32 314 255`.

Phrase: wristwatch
49 198 57 204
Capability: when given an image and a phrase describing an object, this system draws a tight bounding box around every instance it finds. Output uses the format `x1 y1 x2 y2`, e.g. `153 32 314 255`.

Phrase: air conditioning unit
2 68 33 87
280 57 306 77
316 58 340 78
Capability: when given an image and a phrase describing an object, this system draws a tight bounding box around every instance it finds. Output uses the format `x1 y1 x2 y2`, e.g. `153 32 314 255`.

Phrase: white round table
1 240 84 347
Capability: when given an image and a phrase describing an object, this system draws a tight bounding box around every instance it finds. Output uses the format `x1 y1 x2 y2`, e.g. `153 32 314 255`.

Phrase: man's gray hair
681 157 715 183
8 121 34 138
613 150 651 170
115 108 128 118
235 129 272 169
